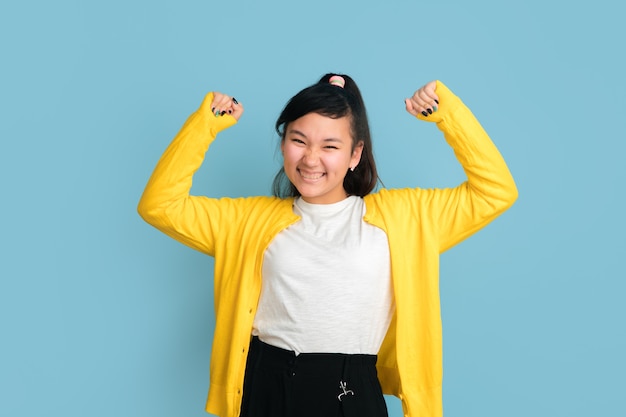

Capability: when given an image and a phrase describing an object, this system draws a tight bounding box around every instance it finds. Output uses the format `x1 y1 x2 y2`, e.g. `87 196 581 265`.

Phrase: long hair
272 73 379 198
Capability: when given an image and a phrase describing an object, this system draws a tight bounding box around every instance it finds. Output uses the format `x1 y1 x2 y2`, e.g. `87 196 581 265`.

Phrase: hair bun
328 75 346 88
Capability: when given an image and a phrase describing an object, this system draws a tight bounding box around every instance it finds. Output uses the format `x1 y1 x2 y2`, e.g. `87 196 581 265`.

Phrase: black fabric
240 337 388 417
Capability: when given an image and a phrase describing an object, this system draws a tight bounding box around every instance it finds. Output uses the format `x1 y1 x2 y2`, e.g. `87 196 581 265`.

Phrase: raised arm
406 80 518 252
137 92 243 255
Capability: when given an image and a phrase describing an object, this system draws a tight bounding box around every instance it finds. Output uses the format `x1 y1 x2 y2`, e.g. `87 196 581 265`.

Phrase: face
281 112 363 204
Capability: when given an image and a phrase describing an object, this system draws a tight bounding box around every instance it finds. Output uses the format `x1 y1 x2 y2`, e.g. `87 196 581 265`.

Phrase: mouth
298 169 325 180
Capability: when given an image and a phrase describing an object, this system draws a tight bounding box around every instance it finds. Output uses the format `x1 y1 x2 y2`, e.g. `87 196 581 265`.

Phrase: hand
405 81 439 118
211 92 244 121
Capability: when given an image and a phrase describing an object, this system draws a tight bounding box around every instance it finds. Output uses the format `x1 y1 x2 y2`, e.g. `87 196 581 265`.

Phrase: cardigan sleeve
137 92 238 256
422 81 518 252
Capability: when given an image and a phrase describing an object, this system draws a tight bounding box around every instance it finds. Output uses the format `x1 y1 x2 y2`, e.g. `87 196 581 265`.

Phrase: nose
302 146 320 165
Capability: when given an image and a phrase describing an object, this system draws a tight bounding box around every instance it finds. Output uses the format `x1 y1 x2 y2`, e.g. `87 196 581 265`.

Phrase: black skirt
240 336 389 417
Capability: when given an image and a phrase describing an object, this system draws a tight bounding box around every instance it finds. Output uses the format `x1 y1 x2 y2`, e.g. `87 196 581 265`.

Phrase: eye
290 138 305 145
324 145 339 150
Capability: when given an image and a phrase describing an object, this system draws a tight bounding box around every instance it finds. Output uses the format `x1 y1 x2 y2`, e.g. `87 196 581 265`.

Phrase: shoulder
206 196 298 233
217 195 294 214
365 188 422 206
364 188 421 220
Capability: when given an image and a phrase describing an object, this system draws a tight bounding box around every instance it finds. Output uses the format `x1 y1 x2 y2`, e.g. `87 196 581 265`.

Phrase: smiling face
281 112 363 204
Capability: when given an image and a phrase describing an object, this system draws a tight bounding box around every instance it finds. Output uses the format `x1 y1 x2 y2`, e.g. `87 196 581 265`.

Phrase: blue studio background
1 0 624 416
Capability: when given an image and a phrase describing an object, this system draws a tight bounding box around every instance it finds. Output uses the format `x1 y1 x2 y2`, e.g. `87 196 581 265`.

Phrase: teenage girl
138 74 517 417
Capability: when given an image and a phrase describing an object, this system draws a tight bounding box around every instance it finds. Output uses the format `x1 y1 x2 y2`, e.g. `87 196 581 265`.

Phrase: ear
280 139 285 154
351 141 364 167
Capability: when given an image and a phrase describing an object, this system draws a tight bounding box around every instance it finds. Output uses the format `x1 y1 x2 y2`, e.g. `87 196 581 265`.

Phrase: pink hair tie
329 75 345 88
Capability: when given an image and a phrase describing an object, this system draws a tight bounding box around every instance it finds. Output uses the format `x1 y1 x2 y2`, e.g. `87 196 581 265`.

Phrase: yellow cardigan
138 81 517 417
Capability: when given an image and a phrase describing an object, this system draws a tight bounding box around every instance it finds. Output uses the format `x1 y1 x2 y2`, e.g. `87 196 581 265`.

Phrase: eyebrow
287 129 344 143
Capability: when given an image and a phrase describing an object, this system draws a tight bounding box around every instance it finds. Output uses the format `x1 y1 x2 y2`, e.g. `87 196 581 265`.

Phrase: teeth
299 170 324 180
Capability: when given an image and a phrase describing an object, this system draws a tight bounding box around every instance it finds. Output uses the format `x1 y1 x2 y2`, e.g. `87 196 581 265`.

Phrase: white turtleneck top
252 196 394 355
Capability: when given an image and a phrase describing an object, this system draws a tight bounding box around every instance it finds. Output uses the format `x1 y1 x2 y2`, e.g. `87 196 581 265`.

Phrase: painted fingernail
421 111 429 117
212 107 216 113
215 110 221 117
427 108 433 114
221 111 227 116
232 97 239 105
228 109 233 114
434 99 439 104
433 106 438 112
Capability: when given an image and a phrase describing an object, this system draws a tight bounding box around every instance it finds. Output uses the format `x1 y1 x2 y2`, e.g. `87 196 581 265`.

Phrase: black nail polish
434 99 439 104
212 107 216 113
427 108 433 114
232 97 239 105
220 111 226 116
421 111 428 117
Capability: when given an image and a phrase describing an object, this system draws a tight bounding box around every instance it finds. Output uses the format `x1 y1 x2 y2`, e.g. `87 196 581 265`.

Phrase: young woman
138 74 517 417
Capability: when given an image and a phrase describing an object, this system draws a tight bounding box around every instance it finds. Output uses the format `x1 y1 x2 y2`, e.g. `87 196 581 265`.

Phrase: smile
298 169 325 180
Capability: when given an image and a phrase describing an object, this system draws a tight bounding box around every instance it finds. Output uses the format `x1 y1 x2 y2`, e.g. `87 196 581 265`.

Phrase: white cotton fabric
252 196 394 355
